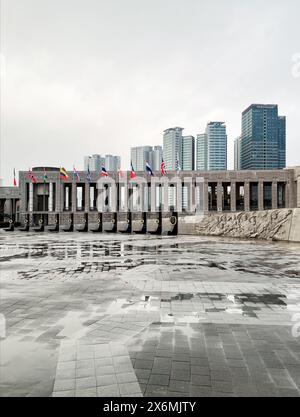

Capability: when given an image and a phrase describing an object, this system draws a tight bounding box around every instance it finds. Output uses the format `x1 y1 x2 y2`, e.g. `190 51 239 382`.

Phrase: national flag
161 159 165 176
118 169 125 179
60 167 69 181
86 166 92 183
130 162 137 179
13 169 17 187
43 168 48 183
101 166 109 177
27 169 38 184
73 166 80 181
146 162 154 176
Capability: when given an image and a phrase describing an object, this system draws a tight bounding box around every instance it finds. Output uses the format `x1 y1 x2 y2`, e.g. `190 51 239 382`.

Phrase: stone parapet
178 209 300 242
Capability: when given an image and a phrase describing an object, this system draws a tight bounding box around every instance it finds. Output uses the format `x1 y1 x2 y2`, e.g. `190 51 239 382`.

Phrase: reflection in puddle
1 235 300 282
56 311 87 339
0 337 58 397
104 297 159 316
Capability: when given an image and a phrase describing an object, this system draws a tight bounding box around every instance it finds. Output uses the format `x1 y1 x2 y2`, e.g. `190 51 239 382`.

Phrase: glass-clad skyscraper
181 136 195 171
206 122 227 171
240 104 286 170
196 123 227 171
234 136 242 170
163 127 184 171
196 134 208 171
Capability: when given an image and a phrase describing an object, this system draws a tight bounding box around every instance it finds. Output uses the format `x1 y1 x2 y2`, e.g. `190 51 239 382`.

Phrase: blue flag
86 166 92 183
146 162 154 176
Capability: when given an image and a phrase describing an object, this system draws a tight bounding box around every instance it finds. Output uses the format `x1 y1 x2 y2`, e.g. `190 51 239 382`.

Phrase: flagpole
43 168 46 219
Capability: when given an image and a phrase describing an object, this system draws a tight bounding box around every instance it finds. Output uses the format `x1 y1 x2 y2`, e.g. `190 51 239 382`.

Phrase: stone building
1 166 300 240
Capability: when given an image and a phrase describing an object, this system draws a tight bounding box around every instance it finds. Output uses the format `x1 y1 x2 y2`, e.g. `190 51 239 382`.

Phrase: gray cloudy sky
1 0 300 184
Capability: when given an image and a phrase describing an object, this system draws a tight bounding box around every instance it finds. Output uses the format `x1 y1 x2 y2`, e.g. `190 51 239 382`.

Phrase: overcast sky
0 0 300 185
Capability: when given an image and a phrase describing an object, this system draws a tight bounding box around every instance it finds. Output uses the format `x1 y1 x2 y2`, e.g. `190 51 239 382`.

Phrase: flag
130 162 137 179
118 169 125 178
161 159 165 176
101 166 109 177
13 169 17 187
27 169 38 184
73 166 80 181
86 166 92 183
60 167 69 181
146 162 154 176
43 168 48 183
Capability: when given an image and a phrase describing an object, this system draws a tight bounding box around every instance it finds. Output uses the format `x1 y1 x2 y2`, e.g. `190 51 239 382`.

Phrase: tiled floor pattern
1 232 300 396
127 323 300 397
53 341 142 397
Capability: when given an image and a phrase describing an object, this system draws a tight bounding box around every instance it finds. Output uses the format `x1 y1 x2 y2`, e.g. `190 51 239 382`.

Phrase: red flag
13 169 17 187
101 167 109 177
27 169 38 184
161 159 165 176
130 162 137 179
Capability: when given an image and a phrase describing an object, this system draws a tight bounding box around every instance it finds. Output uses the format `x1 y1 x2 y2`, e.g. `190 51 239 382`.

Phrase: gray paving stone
191 366 210 375
134 359 153 370
76 367 95 379
148 374 170 386
96 374 117 386
191 374 211 387
190 385 212 397
119 382 141 396
116 372 137 384
168 380 190 393
75 388 97 397
95 365 115 376
97 385 120 397
76 376 96 389
53 379 76 392
52 390 75 397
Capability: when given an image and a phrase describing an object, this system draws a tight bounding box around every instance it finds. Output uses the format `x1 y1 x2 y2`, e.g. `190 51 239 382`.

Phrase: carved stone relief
196 209 293 240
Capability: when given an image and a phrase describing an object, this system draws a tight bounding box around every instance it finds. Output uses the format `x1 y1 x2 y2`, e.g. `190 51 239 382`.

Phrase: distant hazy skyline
1 0 300 184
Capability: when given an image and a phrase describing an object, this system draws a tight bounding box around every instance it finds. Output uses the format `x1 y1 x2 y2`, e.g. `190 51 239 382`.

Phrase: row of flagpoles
13 158 177 186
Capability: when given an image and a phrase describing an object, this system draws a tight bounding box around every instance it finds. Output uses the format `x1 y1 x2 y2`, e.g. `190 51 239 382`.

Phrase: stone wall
178 209 300 243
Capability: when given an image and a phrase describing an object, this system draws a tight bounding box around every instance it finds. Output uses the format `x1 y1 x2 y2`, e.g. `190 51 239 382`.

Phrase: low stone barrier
178 209 300 242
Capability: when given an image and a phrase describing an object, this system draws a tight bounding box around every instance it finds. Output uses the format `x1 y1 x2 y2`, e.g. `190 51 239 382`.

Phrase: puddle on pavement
0 337 58 397
1 235 300 282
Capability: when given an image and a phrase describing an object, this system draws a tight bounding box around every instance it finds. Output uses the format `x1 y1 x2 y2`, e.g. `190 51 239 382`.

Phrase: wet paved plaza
1 231 300 397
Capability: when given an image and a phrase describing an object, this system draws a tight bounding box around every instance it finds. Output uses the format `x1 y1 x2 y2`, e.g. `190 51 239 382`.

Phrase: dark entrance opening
208 183 217 211
250 183 258 211
263 183 272 210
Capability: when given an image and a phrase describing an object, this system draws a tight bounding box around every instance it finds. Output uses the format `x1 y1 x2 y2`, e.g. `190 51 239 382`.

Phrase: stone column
272 181 278 210
5 199 12 217
203 180 209 213
176 180 183 213
85 183 90 212
29 182 33 212
138 184 144 212
230 182 236 212
150 181 156 212
187 178 195 213
285 181 291 208
217 182 223 212
122 183 128 212
258 181 264 211
297 174 300 208
56 180 62 212
244 181 250 212
162 179 169 213
49 183 53 212
109 183 117 212
72 183 77 212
